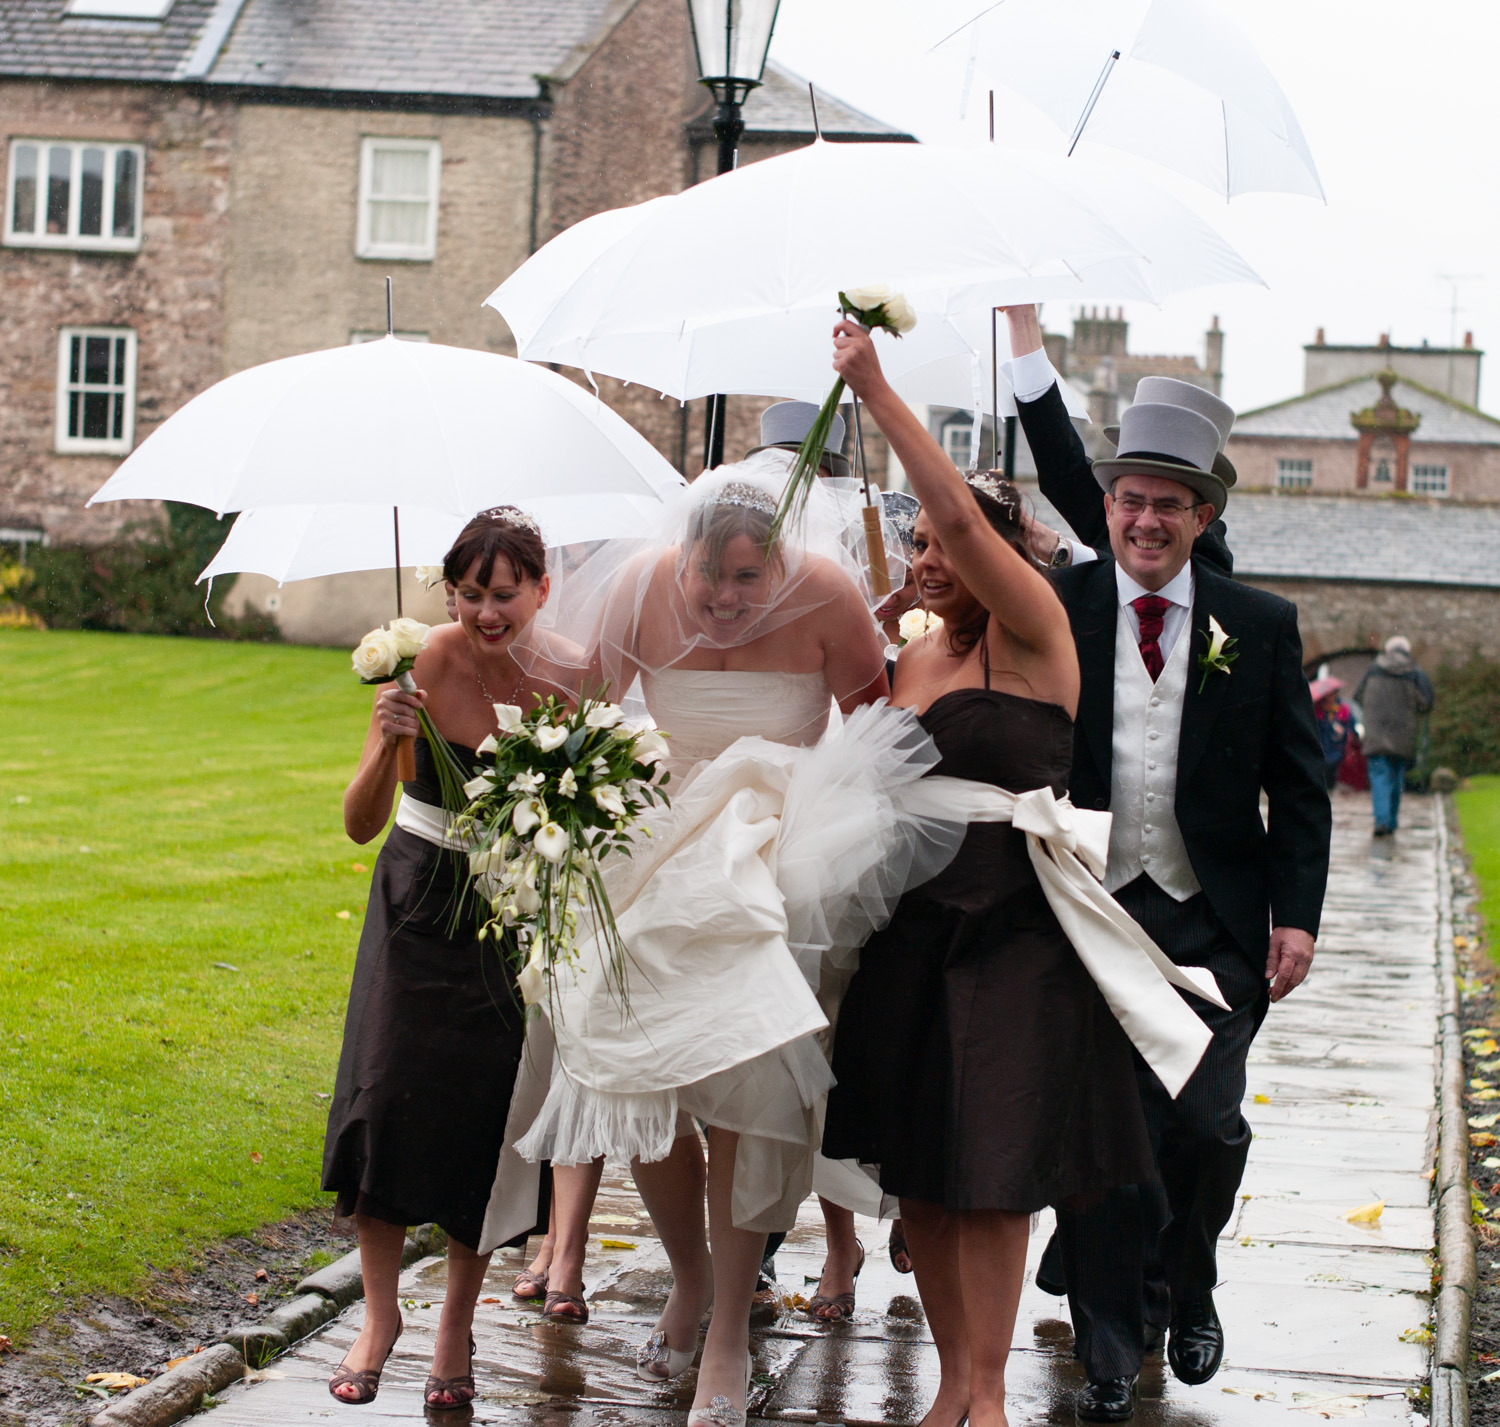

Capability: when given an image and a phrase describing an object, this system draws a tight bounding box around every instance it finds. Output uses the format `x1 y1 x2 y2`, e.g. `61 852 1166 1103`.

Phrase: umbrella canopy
932 0 1323 200
486 140 1260 410
88 336 685 517
198 492 680 586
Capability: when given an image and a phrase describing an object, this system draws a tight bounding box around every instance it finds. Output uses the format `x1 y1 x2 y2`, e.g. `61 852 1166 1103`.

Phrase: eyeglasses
1112 494 1203 521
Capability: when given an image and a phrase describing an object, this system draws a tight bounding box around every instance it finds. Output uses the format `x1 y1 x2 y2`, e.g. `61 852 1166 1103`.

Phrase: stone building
929 305 1225 473
1226 333 1500 501
0 0 908 641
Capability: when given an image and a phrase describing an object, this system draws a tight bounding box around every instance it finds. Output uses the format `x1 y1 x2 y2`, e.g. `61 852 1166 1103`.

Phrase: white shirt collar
1114 559 1194 611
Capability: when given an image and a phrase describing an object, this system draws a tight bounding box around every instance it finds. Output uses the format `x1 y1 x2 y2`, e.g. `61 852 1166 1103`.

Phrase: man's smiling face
1104 471 1214 590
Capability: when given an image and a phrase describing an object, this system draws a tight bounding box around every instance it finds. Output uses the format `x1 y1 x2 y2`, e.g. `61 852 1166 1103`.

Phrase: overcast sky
767 0 1498 416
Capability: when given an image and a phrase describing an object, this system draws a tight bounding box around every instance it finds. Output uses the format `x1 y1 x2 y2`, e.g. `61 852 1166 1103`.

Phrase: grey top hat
1104 376 1237 486
880 490 921 555
1093 402 1229 517
748 400 851 479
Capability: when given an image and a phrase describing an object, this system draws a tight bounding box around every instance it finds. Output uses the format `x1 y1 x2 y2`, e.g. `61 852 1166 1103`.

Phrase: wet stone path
207 789 1439 1426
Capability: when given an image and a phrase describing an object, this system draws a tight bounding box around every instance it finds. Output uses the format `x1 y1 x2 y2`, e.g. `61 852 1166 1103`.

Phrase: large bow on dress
896 780 1227 1098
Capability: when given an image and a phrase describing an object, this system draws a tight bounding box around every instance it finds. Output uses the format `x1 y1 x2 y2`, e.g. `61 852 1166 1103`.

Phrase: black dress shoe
1034 1233 1066 1296
1075 1376 1138 1422
1167 1295 1224 1384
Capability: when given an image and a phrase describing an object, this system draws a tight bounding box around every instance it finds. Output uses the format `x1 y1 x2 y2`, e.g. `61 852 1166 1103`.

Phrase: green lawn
0 629 379 1337
1457 775 1500 955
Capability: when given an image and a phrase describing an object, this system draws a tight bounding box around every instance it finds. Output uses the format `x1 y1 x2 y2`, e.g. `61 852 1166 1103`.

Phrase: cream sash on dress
896 779 1228 1098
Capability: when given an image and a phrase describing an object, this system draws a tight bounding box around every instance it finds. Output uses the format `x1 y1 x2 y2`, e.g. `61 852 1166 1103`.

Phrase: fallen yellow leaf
336 910 352 920
351 862 368 872
1471 1132 1498 1148
1253 1093 1271 1104
1344 1200 1384 1224
598 1238 636 1250
85 1373 148 1391
1472 1113 1500 1128
1475 1090 1500 1102
1481 1041 1500 1057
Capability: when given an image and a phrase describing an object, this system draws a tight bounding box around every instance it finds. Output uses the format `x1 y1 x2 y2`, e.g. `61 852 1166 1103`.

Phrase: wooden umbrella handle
396 736 416 783
863 504 892 598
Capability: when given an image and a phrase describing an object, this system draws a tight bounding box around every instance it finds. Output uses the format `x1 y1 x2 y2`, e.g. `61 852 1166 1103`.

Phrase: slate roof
733 60 913 139
1016 483 1500 590
0 0 220 82
1232 374 1500 446
203 0 615 98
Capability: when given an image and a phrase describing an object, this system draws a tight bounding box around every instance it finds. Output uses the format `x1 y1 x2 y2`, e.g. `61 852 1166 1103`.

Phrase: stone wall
223 102 535 372
1244 575 1500 666
0 79 233 543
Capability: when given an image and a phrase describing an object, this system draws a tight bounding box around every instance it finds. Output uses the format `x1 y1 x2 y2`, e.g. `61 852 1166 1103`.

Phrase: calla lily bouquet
768 284 918 546
351 618 469 810
454 694 671 1010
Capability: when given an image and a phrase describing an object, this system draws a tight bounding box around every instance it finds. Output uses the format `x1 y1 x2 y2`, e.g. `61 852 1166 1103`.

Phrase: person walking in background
1309 677 1351 792
1353 636 1434 836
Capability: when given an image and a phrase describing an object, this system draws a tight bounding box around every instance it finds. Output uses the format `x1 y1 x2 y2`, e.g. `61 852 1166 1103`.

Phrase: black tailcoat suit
1018 383 1332 1381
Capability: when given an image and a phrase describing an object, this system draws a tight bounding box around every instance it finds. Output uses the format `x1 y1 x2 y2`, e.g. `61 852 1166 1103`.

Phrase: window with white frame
357 138 440 260
6 140 144 251
65 0 175 15
56 328 136 454
942 421 974 471
1275 457 1314 490
1411 463 1450 496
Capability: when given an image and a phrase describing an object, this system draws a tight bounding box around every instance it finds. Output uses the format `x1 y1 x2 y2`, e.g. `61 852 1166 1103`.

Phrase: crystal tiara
965 471 1019 513
709 481 778 517
476 504 542 536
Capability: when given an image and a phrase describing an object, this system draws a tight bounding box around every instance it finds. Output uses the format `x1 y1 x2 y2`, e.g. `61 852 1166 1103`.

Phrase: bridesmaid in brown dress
820 324 1152 1427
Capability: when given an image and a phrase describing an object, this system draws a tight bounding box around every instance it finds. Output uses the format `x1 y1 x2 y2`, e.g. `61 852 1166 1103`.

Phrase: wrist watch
1047 539 1071 569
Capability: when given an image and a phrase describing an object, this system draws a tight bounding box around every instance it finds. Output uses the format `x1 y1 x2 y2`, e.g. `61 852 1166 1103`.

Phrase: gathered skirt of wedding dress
511 684 964 1233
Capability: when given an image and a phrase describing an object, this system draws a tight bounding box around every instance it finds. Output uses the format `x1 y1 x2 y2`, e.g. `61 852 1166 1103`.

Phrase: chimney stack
1315 326 1325 345
1465 331 1475 348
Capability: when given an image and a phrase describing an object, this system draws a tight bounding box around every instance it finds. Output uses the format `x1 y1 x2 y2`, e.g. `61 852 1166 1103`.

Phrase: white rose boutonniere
1196 614 1239 693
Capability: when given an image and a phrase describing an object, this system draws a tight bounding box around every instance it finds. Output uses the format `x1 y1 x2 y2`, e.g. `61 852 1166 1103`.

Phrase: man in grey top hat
997 306 1331 1420
750 399 852 479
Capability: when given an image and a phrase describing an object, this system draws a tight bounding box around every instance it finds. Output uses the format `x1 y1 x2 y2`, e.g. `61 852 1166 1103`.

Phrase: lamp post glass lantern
689 0 781 470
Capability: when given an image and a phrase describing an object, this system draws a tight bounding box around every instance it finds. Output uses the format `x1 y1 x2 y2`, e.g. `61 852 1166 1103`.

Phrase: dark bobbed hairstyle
945 474 1047 655
443 506 547 588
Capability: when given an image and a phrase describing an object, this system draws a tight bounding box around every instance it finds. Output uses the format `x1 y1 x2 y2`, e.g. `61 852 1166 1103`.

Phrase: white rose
387 617 430 661
584 702 624 730
592 783 627 818
533 724 569 753
883 292 917 336
414 565 445 591
513 797 546 835
633 730 670 766
843 282 896 313
493 704 524 733
898 609 931 643
475 733 498 756
351 628 399 681
557 767 578 798
533 822 570 864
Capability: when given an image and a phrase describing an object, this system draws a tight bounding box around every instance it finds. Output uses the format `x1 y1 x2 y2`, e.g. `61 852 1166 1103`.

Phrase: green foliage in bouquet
766 284 918 548
454 694 670 1014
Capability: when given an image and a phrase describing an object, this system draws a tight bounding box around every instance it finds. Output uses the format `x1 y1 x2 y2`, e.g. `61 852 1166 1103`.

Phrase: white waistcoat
1104 605 1201 901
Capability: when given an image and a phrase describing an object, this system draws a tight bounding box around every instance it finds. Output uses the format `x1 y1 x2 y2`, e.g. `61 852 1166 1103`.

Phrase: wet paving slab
206 788 1437 1425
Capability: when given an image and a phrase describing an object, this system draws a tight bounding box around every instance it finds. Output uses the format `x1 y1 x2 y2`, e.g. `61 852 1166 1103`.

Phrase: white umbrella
198 492 679 586
485 140 1261 412
88 335 684 517
932 0 1323 201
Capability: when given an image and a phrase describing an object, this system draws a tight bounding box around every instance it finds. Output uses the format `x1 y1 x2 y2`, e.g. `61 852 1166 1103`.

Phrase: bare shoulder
411 621 466 676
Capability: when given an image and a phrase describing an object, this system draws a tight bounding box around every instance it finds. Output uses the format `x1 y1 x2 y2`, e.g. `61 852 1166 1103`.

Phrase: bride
509 456 957 1427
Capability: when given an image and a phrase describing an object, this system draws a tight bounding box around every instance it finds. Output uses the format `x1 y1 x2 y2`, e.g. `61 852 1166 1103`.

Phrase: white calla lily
633 730 670 765
592 783 627 818
584 702 624 729
513 797 546 835
493 703 524 733
533 822 570 863
475 733 498 756
533 724 569 753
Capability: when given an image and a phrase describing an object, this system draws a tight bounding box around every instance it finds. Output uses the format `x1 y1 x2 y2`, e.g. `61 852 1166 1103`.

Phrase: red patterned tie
1132 595 1170 681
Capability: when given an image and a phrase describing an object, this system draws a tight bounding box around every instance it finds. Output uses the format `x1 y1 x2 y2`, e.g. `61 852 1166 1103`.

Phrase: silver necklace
471 650 526 708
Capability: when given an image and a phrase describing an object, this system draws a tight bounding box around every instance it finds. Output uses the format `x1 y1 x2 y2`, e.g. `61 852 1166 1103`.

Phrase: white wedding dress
510 667 957 1231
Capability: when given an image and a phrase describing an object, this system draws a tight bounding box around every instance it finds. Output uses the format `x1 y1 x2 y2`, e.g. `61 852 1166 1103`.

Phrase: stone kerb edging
89 1223 445 1427
1432 795 1475 1427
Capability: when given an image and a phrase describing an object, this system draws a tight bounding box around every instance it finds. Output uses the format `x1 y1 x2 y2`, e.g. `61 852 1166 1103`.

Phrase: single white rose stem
846 318 891 599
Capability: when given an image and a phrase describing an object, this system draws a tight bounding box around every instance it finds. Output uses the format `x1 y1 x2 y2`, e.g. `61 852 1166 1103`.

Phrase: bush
1429 654 1500 777
15 503 278 640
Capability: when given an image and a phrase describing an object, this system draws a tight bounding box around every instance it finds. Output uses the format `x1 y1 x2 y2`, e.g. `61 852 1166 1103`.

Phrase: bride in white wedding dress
508 454 960 1427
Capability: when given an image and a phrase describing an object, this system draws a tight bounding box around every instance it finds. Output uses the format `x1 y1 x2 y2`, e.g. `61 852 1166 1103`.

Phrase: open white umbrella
931 0 1323 200
486 140 1260 414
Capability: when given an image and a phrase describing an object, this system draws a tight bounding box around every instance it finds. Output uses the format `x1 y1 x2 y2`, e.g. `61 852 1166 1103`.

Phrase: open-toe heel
542 1288 589 1324
686 1354 752 1427
424 1333 477 1411
328 1318 403 1405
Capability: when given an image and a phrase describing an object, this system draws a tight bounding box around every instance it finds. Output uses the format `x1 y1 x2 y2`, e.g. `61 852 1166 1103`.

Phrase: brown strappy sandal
804 1240 865 1323
327 1318 402 1405
512 1266 549 1301
542 1288 589 1324
424 1333 477 1411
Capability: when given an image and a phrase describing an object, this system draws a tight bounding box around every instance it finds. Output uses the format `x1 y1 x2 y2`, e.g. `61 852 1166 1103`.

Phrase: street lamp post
687 0 781 472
